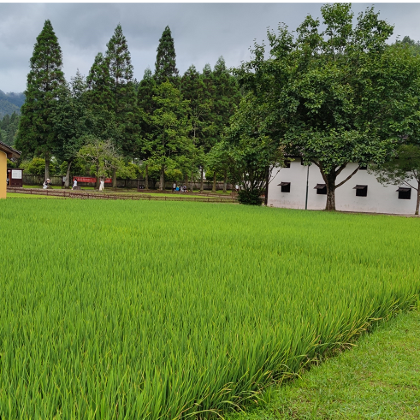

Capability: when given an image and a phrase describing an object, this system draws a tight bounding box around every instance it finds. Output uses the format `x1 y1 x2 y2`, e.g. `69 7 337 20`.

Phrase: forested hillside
0 90 25 118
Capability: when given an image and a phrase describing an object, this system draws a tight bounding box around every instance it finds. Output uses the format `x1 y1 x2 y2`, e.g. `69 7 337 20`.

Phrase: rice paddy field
0 198 419 419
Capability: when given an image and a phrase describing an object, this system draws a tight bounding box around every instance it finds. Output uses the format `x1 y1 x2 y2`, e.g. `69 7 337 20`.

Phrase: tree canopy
16 19 66 180
234 3 420 209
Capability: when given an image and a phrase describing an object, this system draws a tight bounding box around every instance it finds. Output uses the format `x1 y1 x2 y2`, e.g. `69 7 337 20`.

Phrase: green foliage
154 26 179 84
145 81 193 189
105 24 140 157
20 157 58 176
15 19 66 179
235 3 420 210
0 90 24 119
225 93 285 201
370 144 420 214
1 201 420 418
237 189 263 205
0 112 20 146
77 137 124 179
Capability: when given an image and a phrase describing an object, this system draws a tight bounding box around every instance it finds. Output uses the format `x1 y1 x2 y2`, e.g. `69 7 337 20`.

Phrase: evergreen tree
154 26 179 84
105 24 140 180
85 52 120 153
137 68 157 188
205 58 241 192
16 19 66 180
53 71 90 188
181 65 216 190
147 81 192 190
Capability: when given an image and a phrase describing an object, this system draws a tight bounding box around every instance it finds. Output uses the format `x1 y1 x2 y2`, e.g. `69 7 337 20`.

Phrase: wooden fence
7 187 238 203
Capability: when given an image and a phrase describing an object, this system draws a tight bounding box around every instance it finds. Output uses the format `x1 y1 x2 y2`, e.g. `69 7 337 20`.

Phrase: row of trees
15 21 240 190
13 5 420 211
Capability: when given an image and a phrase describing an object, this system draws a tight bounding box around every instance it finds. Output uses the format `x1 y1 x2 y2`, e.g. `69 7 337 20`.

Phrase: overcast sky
1 2 420 93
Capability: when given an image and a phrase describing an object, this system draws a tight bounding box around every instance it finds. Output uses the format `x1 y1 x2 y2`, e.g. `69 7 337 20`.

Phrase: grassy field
0 199 419 419
228 309 420 419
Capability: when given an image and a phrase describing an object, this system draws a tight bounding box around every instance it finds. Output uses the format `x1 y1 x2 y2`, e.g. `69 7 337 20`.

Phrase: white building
268 158 416 215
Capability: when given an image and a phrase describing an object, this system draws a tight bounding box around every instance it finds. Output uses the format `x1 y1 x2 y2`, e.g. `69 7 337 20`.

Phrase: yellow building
0 141 21 199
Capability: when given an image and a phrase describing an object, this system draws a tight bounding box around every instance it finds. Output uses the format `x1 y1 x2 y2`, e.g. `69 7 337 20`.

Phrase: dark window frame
397 187 411 200
278 182 291 193
314 184 327 195
354 185 368 197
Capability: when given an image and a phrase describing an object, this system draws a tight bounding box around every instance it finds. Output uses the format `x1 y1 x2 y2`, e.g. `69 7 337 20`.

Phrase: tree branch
336 166 359 188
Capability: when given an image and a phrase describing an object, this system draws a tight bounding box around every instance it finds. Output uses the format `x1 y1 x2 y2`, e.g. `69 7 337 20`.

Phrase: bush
238 189 263 205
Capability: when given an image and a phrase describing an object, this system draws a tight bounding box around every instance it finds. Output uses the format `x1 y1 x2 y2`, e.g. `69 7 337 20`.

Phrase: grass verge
228 309 420 420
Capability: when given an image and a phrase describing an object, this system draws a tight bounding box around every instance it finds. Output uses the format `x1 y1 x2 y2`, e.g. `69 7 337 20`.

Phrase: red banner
74 177 112 184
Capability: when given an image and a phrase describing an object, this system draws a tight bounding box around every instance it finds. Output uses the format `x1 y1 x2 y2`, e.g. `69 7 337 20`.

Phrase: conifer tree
85 52 119 147
53 71 90 188
105 24 140 173
154 26 179 84
181 65 216 190
137 68 157 188
147 81 192 190
16 19 66 180
207 57 241 191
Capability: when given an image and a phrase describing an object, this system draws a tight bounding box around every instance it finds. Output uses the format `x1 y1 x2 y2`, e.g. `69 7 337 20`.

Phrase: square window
279 182 291 193
397 188 411 199
314 184 327 195
354 185 368 197
284 160 291 168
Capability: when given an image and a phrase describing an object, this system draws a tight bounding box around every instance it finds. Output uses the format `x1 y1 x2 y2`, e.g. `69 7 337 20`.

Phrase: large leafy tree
16 19 66 180
154 26 179 85
370 144 420 215
225 93 285 204
235 3 420 210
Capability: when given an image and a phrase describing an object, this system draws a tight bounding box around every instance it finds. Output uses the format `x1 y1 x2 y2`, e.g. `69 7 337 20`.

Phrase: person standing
172 182 176 192
99 178 105 191
72 178 78 190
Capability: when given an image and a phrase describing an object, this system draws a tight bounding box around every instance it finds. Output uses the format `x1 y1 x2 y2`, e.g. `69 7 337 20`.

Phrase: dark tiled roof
0 140 21 158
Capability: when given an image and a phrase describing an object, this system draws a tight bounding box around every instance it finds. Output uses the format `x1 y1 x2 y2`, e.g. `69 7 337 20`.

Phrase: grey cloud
1 3 420 93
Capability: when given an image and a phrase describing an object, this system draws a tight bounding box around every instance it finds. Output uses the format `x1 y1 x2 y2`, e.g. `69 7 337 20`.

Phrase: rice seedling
0 199 419 419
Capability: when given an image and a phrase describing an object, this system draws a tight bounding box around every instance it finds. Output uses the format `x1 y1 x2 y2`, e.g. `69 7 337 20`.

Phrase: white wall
268 159 417 214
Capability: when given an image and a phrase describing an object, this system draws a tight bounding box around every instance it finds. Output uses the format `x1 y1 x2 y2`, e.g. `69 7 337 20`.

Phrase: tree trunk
190 172 194 193
112 168 117 188
44 157 50 181
200 167 204 192
95 165 100 189
325 173 337 211
145 164 149 190
159 164 165 191
65 161 72 188
223 169 227 193
264 166 269 206
212 173 216 193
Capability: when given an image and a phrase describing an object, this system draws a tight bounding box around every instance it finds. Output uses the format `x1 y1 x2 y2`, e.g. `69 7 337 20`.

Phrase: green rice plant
0 199 419 419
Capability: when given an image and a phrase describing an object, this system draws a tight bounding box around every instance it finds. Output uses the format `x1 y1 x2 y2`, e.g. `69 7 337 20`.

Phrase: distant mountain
0 90 25 118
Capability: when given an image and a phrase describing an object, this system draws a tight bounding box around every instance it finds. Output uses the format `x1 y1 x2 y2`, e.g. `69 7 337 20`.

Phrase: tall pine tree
85 52 118 146
105 24 140 178
16 19 66 180
154 26 179 85
137 68 157 188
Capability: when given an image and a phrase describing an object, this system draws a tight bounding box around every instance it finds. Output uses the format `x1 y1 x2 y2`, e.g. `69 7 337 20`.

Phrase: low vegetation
0 200 419 418
229 309 420 419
